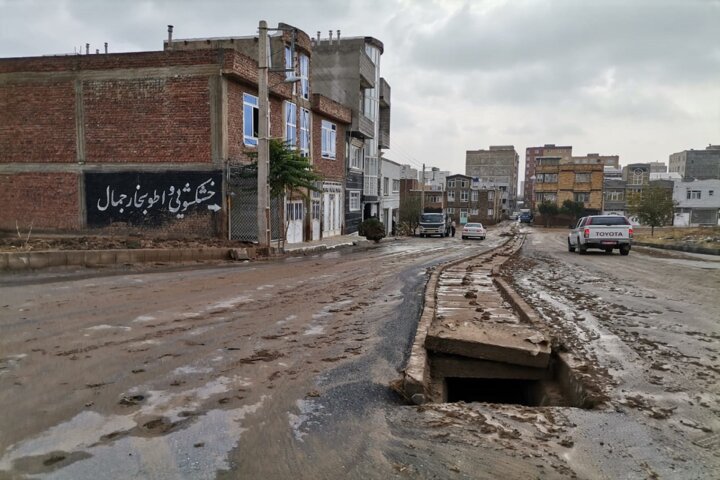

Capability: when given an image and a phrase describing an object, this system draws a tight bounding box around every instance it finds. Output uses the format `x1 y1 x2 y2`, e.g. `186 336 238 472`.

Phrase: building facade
669 145 720 180
524 144 572 210
466 145 519 215
0 23 350 245
312 34 391 234
534 158 604 213
672 179 720 226
445 174 499 225
380 158 401 235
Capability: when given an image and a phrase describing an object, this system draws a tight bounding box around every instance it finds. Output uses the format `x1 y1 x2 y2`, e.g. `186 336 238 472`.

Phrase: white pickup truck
568 215 633 255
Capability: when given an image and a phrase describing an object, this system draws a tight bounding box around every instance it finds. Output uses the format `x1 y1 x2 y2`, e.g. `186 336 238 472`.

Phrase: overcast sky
2 0 719 179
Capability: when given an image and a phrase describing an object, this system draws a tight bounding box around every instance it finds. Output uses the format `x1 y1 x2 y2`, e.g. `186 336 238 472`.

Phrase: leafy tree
248 139 323 247
627 185 676 236
399 193 422 235
561 199 584 221
537 200 559 227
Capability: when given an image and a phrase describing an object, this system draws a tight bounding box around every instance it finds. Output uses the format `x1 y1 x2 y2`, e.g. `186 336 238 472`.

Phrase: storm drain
429 352 592 408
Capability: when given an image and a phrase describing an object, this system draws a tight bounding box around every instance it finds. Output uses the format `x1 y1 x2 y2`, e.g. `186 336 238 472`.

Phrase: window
488 190 495 200
631 168 645 185
687 190 701 200
392 179 400 192
243 93 259 146
447 179 456 189
286 201 303 221
311 191 321 220
574 192 590 203
350 145 363 170
710 190 714 196
488 208 494 217
447 191 455 202
383 177 389 196
447 207 455 214
460 190 469 202
605 191 623 201
575 173 591 183
300 108 310 156
537 173 558 183
536 192 557 203
285 101 296 147
299 54 309 99
471 191 478 201
321 120 336 159
461 180 469 188
349 191 361 211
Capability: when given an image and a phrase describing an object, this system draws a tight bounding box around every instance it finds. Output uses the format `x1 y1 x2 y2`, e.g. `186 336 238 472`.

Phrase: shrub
359 218 386 243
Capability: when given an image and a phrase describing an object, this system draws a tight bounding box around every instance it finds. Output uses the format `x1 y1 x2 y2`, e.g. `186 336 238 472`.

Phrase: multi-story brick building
466 145 519 215
669 145 720 180
524 144 572 210
534 156 605 214
0 23 350 244
445 174 500 225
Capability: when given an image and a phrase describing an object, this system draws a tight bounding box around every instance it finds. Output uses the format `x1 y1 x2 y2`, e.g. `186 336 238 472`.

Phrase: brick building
524 144 572 210
0 24 350 243
445 174 499 225
534 158 605 214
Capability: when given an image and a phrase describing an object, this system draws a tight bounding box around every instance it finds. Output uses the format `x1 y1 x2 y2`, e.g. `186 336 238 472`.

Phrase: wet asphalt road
0 232 505 479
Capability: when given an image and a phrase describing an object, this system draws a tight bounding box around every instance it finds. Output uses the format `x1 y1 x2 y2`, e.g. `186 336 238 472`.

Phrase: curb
0 247 235 272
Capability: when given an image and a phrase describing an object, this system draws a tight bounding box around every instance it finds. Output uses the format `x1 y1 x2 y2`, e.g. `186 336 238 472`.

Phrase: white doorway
311 191 321 240
322 182 342 238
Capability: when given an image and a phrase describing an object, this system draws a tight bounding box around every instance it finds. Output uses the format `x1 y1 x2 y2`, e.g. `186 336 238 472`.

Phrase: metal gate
227 164 282 242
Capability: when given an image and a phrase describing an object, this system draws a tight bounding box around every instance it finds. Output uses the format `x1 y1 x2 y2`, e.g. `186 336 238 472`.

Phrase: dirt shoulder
633 226 720 254
0 235 251 253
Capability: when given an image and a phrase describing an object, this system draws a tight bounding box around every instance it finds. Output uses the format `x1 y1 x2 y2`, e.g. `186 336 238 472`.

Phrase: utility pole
257 20 271 250
421 163 425 213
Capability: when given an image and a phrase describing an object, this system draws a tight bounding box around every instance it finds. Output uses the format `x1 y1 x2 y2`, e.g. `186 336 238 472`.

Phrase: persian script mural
85 171 223 227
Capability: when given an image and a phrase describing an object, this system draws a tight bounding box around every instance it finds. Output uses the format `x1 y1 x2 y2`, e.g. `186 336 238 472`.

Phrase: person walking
450 219 457 237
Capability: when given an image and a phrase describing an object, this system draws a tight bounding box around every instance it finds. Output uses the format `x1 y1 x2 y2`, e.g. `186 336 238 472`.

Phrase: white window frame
299 54 309 100
447 191 455 202
350 145 363 170
321 120 337 159
300 108 310 157
460 190 469 203
447 180 456 189
687 190 701 200
470 208 479 215
471 191 478 202
383 177 389 196
243 93 259 147
285 101 296 148
349 190 361 211
392 179 400 193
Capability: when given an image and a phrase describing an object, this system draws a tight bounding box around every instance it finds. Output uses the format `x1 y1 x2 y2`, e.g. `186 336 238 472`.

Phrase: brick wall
0 173 80 230
312 112 345 183
83 76 211 163
0 82 76 163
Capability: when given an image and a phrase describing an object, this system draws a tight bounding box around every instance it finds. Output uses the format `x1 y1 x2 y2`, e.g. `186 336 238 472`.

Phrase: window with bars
321 120 336 159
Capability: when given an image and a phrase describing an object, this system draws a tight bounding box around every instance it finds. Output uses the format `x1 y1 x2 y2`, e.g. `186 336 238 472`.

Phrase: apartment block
524 144 572 209
669 145 720 180
445 174 499 225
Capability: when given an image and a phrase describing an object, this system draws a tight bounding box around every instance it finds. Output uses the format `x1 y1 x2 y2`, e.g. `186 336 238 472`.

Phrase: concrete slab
425 318 551 369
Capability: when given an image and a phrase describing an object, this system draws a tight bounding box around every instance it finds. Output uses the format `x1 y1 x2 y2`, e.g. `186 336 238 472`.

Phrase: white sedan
461 222 486 240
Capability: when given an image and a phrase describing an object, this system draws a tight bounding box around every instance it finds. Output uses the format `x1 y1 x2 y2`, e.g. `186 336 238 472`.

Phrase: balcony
378 105 390 149
359 51 376 89
352 114 375 140
379 78 391 107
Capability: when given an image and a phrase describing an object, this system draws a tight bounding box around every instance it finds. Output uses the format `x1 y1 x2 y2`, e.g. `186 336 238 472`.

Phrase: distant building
603 167 626 215
400 165 419 181
466 145 519 214
572 153 620 168
445 174 500 225
669 145 720 180
422 169 451 191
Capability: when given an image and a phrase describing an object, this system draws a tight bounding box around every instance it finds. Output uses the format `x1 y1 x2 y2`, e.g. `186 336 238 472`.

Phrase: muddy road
1 225 718 479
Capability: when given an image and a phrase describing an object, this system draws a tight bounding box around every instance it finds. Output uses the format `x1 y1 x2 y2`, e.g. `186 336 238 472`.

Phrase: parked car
568 215 633 255
519 212 533 224
461 222 486 240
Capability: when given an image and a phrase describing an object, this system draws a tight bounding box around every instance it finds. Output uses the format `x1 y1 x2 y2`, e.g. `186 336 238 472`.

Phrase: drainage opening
445 377 566 406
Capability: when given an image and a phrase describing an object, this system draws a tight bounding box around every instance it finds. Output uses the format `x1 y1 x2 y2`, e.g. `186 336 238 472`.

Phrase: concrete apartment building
466 146 519 216
669 145 720 180
422 169 451 191
524 144 572 210
312 33 391 234
603 166 626 215
400 164 419 181
445 174 500 225
0 23 351 245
